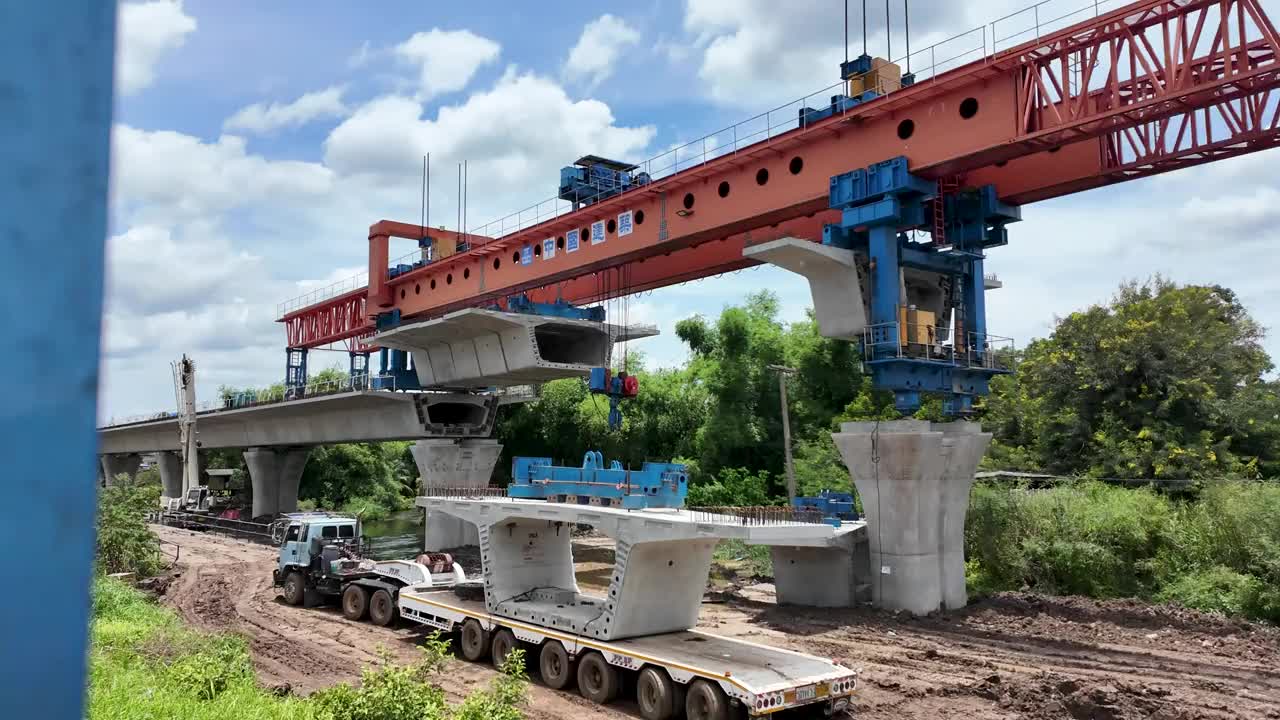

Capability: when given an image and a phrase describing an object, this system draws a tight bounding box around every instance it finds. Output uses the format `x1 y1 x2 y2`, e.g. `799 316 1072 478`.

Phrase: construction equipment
271 511 464 623
509 451 687 509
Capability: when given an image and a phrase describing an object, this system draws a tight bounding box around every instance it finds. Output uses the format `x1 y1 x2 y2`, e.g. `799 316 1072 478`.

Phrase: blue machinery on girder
823 156 1020 415
510 452 688 509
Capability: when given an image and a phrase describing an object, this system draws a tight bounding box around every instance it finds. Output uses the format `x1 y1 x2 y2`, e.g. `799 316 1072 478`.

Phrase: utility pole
769 364 798 502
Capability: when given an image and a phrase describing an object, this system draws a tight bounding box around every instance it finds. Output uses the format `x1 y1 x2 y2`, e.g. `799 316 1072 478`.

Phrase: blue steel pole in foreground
0 4 117 717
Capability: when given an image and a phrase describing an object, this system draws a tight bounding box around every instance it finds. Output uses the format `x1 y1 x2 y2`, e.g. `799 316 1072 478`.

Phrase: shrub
311 638 452 720
450 648 527 720
96 479 161 576
687 467 777 506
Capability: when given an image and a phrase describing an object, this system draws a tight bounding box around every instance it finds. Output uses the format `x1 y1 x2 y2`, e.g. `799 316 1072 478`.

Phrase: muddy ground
151 525 1280 719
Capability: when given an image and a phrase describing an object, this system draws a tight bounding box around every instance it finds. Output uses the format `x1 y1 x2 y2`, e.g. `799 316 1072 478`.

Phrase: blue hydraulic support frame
0 3 118 716
824 157 1020 414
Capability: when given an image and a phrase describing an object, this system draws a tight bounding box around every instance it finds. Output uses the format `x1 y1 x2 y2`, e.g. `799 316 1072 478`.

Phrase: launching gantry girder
279 0 1280 383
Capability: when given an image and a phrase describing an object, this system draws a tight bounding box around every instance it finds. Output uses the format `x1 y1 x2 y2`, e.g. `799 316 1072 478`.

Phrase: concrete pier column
831 420 990 614
155 451 182 501
412 439 503 549
99 453 141 486
244 447 311 518
458 439 503 489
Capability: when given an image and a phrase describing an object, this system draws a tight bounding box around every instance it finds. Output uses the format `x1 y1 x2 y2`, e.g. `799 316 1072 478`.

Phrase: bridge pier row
412 438 503 550
99 453 141 486
832 420 990 615
244 447 310 518
155 451 183 502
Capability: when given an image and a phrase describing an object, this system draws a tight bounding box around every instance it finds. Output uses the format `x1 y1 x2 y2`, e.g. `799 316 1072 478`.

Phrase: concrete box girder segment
743 237 867 341
372 307 658 388
97 390 498 455
419 496 841 639
832 420 990 614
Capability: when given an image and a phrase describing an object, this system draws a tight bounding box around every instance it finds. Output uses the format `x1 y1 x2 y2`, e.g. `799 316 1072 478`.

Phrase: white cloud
394 28 501 99
564 14 641 88
116 0 197 95
223 86 350 134
323 68 656 213
112 125 335 224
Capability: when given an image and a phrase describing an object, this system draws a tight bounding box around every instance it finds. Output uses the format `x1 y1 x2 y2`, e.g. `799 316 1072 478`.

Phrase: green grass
712 539 773 581
87 577 525 720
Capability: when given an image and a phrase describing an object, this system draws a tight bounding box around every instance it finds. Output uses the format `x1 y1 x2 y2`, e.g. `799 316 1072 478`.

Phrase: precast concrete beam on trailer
832 420 990 614
372 307 658 387
245 447 310 518
420 496 858 637
98 390 499 455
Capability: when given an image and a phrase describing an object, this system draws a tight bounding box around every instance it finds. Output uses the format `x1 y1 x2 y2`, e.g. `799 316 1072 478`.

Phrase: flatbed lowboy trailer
398 587 856 718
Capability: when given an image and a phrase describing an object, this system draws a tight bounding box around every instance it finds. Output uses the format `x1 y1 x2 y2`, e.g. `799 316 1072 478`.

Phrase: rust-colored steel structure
281 0 1280 351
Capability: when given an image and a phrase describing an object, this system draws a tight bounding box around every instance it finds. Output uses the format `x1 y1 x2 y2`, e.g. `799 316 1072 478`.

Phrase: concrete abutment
244 447 311 518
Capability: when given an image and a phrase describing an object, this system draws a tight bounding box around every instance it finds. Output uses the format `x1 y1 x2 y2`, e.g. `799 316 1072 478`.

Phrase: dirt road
152 525 1280 719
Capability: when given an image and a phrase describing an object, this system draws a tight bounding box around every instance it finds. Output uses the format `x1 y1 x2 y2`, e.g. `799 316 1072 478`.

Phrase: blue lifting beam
823 156 1021 415
792 491 860 527
510 452 688 509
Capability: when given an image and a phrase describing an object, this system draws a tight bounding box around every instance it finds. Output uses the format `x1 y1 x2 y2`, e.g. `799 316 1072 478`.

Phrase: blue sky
102 0 1280 421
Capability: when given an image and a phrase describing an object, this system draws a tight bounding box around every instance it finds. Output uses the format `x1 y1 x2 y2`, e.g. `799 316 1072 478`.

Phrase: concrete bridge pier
244 447 310 518
99 453 141 486
412 438 503 549
770 534 872 607
832 420 991 615
155 451 183 502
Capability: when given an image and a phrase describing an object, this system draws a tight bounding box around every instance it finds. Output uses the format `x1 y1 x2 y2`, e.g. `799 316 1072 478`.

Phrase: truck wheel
341 585 369 621
576 651 620 704
539 641 575 690
369 588 397 626
637 666 684 720
460 618 490 662
282 571 305 606
685 679 729 720
490 628 518 670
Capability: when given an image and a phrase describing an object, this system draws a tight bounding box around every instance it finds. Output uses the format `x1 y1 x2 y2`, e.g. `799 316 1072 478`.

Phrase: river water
362 509 425 560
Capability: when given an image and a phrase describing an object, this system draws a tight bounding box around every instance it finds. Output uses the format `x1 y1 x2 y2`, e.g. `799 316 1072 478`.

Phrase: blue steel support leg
0 3 117 717
964 256 987 363
868 224 902 353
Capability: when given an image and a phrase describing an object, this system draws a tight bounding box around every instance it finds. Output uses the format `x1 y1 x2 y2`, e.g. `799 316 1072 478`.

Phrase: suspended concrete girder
371 307 657 388
244 447 310 518
743 237 867 341
832 420 990 614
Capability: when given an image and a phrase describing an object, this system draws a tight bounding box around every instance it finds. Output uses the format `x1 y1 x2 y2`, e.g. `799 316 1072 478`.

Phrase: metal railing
275 0 1128 318
687 506 830 527
862 322 1017 371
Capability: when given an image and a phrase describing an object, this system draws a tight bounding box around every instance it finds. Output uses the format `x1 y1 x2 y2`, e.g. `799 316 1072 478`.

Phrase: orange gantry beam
282 0 1280 350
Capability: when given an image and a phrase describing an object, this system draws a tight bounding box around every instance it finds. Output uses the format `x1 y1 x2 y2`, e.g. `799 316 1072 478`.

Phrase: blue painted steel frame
0 4 117 716
510 452 689 509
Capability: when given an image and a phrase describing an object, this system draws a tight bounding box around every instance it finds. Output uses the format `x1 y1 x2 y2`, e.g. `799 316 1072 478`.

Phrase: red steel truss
280 0 1280 351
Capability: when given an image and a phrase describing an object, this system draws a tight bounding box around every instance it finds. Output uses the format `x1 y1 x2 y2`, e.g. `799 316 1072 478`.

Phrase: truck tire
369 588 397 626
282 571 305 606
490 628 518 670
576 651 620 704
685 679 729 720
342 584 369 621
637 666 684 720
539 641 575 690
460 618 490 662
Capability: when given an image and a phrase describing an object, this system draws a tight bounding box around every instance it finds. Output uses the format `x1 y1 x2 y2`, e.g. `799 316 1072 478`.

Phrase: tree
983 278 1278 479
